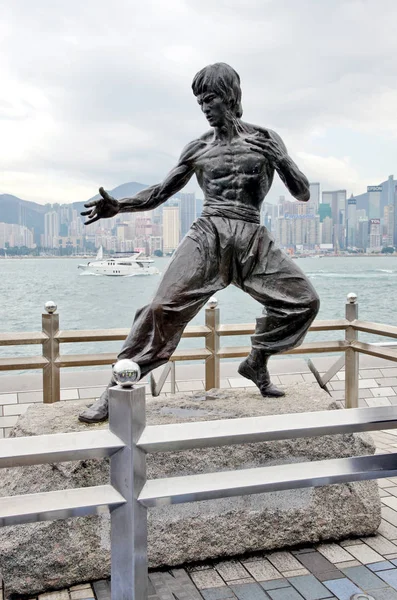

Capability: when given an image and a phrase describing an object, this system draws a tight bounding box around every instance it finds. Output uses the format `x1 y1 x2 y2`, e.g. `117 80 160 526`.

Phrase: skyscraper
178 192 196 238
321 190 346 250
44 211 60 248
367 185 382 220
346 196 357 248
308 182 320 214
368 219 381 251
357 218 369 251
163 206 180 254
384 204 394 247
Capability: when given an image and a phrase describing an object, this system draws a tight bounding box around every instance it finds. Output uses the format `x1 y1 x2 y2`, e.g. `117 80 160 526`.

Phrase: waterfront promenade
3 356 397 598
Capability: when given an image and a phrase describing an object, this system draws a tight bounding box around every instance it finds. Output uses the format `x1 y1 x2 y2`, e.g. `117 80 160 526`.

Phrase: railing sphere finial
44 301 57 314
112 359 141 388
347 292 357 304
207 296 218 309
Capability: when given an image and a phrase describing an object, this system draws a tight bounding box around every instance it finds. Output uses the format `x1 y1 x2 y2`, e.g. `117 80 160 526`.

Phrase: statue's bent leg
237 227 320 398
79 232 224 423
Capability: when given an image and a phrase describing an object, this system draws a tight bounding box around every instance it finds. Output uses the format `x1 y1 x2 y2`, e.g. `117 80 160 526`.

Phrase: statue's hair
192 62 243 118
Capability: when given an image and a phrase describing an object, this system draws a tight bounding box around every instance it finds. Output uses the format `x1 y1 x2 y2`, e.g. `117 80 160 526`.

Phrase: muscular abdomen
195 138 273 213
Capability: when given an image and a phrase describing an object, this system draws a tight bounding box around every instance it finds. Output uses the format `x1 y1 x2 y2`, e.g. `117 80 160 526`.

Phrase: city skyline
1 1 397 205
1 173 396 254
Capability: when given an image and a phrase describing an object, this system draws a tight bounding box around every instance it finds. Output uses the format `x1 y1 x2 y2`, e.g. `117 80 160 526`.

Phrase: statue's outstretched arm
118 140 198 213
81 141 198 225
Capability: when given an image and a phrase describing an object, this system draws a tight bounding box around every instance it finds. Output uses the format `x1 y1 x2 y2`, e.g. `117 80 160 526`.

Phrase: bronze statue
79 63 319 423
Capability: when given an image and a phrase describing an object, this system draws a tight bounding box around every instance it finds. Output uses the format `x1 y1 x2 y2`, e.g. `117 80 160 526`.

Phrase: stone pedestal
0 384 381 598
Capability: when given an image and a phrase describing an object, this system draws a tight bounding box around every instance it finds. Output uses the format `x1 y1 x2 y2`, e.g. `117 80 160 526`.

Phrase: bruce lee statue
79 62 320 423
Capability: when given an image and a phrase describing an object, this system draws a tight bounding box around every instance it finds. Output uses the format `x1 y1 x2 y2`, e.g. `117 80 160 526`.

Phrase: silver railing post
170 361 176 394
205 297 220 390
42 301 60 404
345 293 359 409
109 383 147 600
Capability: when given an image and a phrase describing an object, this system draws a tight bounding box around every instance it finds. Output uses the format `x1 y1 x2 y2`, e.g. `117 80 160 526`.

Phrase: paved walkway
3 353 397 438
3 355 397 599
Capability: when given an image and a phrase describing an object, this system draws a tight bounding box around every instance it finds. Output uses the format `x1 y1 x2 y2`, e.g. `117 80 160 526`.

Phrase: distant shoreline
1 254 396 260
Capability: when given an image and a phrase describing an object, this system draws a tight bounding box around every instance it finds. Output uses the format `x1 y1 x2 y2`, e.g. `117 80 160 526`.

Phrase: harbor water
1 255 397 367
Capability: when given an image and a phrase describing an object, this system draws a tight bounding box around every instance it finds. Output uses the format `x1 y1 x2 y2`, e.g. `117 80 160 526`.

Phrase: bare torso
193 123 275 213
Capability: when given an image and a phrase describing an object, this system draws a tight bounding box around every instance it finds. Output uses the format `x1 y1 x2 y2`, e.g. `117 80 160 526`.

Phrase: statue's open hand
81 187 120 225
247 132 287 167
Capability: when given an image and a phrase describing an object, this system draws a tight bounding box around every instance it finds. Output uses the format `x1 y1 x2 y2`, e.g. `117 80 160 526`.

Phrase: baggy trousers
118 216 320 377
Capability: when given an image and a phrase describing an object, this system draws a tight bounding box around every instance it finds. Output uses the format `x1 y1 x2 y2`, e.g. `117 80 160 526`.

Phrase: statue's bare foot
238 356 285 398
79 389 109 423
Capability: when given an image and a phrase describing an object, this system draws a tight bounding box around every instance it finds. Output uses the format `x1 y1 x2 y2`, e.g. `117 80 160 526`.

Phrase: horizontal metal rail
0 356 48 371
0 332 48 346
352 320 397 339
0 485 126 527
217 319 349 336
55 324 211 343
137 405 397 453
352 341 397 362
139 453 397 507
218 340 348 359
55 347 212 368
0 318 349 347
0 430 124 468
0 324 213 347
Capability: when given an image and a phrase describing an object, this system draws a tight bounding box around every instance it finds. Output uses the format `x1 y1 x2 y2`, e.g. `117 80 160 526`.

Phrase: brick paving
3 356 397 598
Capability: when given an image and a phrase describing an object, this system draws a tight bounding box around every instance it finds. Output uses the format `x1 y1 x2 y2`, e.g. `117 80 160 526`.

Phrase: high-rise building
0 223 35 248
277 214 319 249
384 205 394 247
394 183 397 247
308 182 320 214
321 217 333 245
367 185 382 220
44 211 60 248
69 209 83 237
368 219 381 251
321 190 346 250
178 192 196 238
149 236 163 254
261 202 276 231
357 218 369 251
163 206 180 253
346 196 357 248
385 175 397 248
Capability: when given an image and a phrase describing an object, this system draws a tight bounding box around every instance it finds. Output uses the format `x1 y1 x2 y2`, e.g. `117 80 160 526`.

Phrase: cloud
1 0 397 203
296 152 361 193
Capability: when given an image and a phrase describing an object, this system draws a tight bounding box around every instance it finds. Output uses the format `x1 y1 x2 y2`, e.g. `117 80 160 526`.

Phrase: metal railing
2 385 397 598
1 294 397 407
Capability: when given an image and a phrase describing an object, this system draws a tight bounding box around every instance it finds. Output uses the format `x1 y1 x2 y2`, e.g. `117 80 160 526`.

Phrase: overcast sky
1 0 397 205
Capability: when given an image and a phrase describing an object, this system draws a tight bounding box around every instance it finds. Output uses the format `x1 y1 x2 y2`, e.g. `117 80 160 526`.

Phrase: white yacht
78 247 160 277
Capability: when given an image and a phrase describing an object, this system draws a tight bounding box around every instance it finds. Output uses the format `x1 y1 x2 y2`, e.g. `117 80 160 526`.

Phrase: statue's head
192 63 243 127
